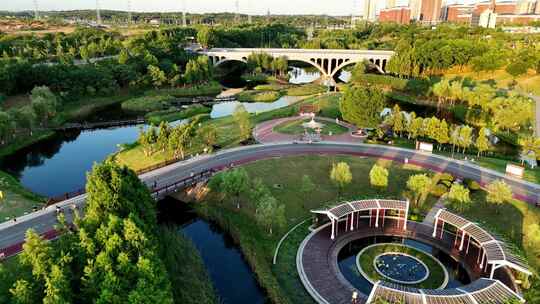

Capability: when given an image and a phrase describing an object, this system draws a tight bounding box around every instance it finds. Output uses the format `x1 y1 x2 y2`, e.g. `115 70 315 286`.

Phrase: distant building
474 9 498 27
443 4 474 23
379 7 411 24
515 0 537 14
409 0 423 20
364 0 377 21
386 0 397 9
419 0 443 24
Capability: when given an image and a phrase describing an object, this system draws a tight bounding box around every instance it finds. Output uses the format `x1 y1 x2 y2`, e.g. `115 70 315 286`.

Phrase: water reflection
1 126 144 197
210 96 300 119
158 197 267 304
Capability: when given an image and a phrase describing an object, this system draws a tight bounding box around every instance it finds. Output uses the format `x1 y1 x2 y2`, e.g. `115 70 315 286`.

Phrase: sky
1 0 481 16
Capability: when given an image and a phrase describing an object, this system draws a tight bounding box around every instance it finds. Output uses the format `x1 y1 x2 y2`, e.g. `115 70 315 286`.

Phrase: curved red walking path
253 116 363 144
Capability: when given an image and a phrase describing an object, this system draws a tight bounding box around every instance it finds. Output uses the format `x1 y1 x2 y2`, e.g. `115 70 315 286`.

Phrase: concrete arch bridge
202 48 395 78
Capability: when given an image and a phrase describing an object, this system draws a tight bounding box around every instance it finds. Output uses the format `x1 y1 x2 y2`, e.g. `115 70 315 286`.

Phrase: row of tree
0 86 58 145
431 79 533 133
246 52 288 77
208 168 286 234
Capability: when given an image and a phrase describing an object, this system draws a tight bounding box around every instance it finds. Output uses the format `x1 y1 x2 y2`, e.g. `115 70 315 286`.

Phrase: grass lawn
237 90 283 103
0 171 44 221
357 243 446 289
285 84 326 96
273 118 349 136
194 155 440 304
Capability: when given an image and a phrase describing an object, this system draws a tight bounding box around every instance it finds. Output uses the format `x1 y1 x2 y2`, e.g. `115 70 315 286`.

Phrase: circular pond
356 243 448 289
373 252 429 284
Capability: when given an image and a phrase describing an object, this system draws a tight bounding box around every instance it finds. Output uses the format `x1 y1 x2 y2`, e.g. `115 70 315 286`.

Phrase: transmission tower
127 0 133 26
182 0 187 27
96 0 102 25
235 0 240 23
33 0 40 20
247 0 252 24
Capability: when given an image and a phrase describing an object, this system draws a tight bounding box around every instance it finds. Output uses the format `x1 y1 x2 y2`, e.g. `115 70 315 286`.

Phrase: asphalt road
1 142 539 256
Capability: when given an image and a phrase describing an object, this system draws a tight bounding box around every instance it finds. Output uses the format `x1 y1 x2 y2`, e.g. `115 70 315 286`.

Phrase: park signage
416 141 433 153
506 164 525 178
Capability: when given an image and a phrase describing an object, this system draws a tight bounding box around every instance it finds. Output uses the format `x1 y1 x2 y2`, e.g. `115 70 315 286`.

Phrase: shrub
121 95 174 112
369 164 389 188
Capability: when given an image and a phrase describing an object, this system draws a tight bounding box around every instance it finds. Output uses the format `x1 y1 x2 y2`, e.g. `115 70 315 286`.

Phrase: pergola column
490 264 496 279
350 212 354 231
466 235 471 254
459 231 466 251
331 219 335 240
439 222 445 239
375 209 380 228
480 251 486 268
432 217 438 237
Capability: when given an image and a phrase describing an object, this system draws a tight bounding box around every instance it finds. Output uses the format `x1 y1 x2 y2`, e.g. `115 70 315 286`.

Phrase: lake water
0 119 187 198
210 95 300 119
158 197 267 304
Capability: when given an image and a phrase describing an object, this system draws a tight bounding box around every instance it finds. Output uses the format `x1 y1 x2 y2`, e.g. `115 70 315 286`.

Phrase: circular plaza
296 200 530 304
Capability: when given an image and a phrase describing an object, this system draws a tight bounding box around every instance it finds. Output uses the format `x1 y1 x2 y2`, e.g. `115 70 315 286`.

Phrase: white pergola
312 199 409 240
432 209 532 279
366 278 525 304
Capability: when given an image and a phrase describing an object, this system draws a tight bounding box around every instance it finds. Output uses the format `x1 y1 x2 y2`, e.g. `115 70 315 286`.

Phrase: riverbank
157 225 219 304
0 171 45 220
192 155 439 304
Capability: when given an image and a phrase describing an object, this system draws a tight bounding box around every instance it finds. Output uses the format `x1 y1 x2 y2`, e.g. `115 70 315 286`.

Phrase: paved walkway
253 116 362 144
422 195 447 226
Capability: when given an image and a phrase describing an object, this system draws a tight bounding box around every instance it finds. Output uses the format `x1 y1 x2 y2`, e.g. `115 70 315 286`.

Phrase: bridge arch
330 57 385 77
213 58 248 67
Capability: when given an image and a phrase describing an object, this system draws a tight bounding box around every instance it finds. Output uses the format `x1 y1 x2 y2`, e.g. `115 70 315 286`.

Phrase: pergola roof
367 279 524 304
313 199 408 220
435 209 531 276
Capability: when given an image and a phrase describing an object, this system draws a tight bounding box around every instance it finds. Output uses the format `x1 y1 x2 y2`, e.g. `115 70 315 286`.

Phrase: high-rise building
536 0 540 14
364 0 377 21
379 6 411 24
419 0 442 23
515 0 536 14
409 0 422 20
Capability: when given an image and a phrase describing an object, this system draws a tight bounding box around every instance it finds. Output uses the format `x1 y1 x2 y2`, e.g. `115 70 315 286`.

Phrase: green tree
0 111 13 145
221 168 250 209
330 162 352 197
506 59 529 79
156 122 171 153
199 124 217 151
406 174 431 207
30 86 57 127
408 117 424 140
350 61 367 83
447 183 471 212
369 164 389 188
486 180 513 209
475 127 490 157
390 104 404 137
458 125 473 154
300 175 316 208
10 280 34 304
340 85 386 128
434 119 450 150
233 105 252 140
148 65 167 88
249 178 271 206
255 194 286 234
197 27 216 49
432 78 451 111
